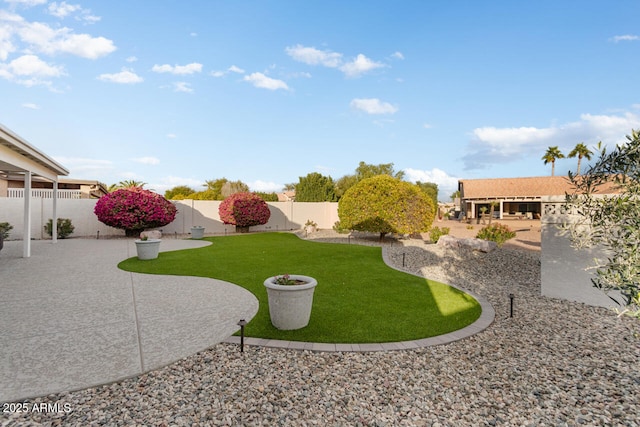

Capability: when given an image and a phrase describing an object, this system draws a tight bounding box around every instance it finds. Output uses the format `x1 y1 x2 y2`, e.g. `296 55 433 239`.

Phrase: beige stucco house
458 176 618 220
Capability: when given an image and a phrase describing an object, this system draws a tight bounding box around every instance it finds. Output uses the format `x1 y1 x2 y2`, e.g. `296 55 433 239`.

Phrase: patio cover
0 123 69 257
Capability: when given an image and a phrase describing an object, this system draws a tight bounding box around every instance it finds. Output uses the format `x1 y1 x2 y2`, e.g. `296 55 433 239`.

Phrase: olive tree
562 129 640 318
338 175 435 240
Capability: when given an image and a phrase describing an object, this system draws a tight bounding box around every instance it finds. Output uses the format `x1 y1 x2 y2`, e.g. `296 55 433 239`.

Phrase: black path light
237 319 247 352
509 293 515 318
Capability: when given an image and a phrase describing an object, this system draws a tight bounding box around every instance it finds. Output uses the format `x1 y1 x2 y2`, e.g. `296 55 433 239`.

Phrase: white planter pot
190 226 205 239
264 275 318 330
134 239 161 260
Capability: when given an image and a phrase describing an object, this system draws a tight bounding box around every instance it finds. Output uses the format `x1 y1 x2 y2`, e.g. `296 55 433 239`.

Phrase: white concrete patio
0 238 259 402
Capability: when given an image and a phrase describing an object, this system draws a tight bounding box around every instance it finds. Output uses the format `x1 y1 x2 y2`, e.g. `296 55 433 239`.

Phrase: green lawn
118 232 481 343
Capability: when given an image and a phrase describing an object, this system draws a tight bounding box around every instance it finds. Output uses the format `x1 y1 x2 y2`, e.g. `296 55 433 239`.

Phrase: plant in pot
190 225 205 239
134 233 161 260
304 219 317 234
218 192 271 233
264 274 318 330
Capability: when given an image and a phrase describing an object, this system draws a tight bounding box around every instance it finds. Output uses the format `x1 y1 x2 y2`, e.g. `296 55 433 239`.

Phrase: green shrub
428 226 450 243
332 221 350 234
338 175 435 240
476 223 516 246
45 218 75 239
0 222 13 239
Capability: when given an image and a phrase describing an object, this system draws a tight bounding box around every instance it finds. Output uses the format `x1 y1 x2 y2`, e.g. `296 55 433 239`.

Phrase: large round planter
134 239 161 260
264 275 318 330
190 226 205 239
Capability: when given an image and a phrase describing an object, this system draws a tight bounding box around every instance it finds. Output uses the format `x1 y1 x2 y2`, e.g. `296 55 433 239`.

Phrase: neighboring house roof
277 191 296 201
459 176 620 199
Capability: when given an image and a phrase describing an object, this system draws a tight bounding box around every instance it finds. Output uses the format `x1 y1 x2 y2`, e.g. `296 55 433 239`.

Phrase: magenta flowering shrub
94 188 177 237
218 192 271 229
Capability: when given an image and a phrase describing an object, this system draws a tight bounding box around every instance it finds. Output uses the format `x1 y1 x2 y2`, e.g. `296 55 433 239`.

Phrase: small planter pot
134 239 161 260
304 225 317 234
190 226 205 239
264 275 318 330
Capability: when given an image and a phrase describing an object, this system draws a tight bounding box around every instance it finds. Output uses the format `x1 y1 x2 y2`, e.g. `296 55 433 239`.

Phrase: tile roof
459 176 620 199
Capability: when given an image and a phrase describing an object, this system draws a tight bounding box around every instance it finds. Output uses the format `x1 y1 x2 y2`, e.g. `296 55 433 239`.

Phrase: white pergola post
23 171 32 257
52 180 58 243
499 200 504 219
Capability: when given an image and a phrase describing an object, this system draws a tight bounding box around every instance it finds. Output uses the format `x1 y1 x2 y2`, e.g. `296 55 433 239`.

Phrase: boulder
436 234 460 248
460 238 497 253
436 235 497 252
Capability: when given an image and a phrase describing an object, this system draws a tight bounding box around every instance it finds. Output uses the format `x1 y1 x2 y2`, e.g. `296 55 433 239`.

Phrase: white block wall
0 198 339 240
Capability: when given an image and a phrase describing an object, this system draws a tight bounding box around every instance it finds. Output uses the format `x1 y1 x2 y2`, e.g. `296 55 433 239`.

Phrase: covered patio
0 124 69 257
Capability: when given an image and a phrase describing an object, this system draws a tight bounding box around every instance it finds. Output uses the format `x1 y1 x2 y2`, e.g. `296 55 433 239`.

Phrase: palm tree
118 180 147 189
567 142 594 175
542 146 565 176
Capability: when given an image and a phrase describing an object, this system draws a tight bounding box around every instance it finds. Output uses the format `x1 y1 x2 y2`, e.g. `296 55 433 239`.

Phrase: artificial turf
118 232 481 343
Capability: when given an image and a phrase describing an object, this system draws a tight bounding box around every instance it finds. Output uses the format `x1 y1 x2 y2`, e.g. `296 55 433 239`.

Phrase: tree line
156 161 439 208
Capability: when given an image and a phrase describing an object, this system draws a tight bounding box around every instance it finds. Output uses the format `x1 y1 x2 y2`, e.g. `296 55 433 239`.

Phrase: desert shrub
45 218 75 239
476 223 516 246
429 226 450 243
332 221 350 234
0 222 13 239
338 175 435 240
94 188 177 237
218 192 271 232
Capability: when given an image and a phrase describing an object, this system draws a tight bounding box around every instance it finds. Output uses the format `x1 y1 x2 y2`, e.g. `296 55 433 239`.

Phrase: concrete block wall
0 198 339 240
540 209 622 309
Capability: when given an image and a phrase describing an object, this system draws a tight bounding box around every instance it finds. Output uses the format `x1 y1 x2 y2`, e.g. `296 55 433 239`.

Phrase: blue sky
1 0 639 200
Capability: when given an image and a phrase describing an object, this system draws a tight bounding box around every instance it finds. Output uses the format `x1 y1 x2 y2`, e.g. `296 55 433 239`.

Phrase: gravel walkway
2 231 639 426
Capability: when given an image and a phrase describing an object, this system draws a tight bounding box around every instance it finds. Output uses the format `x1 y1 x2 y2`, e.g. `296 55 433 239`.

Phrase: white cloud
211 65 245 78
0 54 65 86
21 102 40 109
125 56 137 63
404 167 460 201
150 175 205 195
53 157 113 173
131 156 160 165
350 98 398 115
340 54 385 77
14 21 116 58
97 68 143 84
4 0 47 5
391 51 404 60
610 34 639 42
166 133 177 138
462 110 640 170
48 2 80 18
152 62 202 75
173 81 193 93
248 180 283 193
243 72 289 90
5 54 64 76
423 123 433 129
285 44 342 67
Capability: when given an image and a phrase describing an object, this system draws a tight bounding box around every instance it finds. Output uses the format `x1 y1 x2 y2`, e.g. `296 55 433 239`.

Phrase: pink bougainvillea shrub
218 192 271 231
94 188 177 237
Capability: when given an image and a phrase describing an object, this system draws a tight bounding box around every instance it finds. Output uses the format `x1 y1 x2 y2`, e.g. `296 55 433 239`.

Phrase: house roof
0 123 69 180
459 176 620 199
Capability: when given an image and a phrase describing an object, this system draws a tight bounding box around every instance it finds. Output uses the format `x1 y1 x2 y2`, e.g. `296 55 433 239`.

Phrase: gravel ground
2 231 639 426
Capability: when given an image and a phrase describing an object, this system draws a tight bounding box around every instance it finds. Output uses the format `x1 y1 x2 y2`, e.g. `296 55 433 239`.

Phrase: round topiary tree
219 192 271 233
338 175 435 240
94 188 177 237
